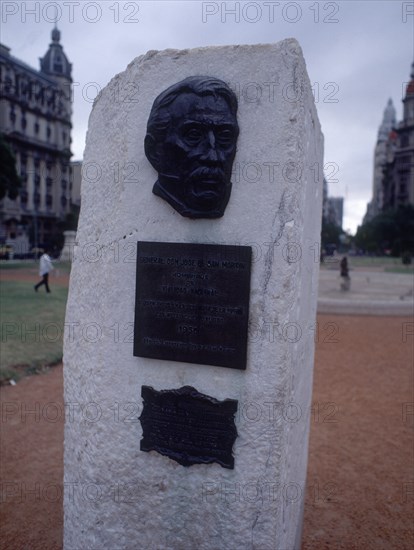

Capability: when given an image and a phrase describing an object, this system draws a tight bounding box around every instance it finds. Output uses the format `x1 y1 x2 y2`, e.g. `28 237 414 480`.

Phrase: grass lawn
0 280 68 383
0 261 40 270
350 256 414 273
0 260 72 272
384 265 414 274
321 255 413 273
347 256 407 267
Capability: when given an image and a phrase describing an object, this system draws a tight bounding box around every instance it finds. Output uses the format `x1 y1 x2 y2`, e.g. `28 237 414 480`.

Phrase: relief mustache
187 167 226 185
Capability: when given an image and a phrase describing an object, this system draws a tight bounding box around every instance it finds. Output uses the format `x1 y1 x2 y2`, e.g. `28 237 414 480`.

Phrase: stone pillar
60 230 76 262
64 40 323 550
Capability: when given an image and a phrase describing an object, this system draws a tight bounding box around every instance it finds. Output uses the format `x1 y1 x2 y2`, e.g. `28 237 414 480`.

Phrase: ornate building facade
364 99 396 222
364 62 414 222
0 28 72 254
381 63 414 211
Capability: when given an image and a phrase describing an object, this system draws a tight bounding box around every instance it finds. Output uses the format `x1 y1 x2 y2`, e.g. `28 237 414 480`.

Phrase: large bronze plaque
140 385 238 468
134 241 251 369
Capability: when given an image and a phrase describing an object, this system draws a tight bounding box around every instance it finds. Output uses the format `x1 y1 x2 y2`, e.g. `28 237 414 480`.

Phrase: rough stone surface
63 40 323 550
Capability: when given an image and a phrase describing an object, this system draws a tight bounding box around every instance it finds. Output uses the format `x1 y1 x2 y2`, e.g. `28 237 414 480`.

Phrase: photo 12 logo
1 2 140 24
201 2 340 24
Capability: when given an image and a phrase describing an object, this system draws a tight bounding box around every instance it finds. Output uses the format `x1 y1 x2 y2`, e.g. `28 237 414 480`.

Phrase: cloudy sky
2 0 413 233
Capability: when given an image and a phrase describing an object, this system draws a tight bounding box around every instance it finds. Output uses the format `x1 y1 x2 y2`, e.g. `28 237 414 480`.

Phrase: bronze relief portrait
145 76 239 218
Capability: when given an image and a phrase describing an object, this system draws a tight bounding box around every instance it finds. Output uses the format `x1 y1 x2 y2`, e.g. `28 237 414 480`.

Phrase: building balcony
2 130 72 156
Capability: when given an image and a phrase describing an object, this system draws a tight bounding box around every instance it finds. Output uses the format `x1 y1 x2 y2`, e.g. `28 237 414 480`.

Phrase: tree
355 205 414 256
0 134 21 200
321 218 343 252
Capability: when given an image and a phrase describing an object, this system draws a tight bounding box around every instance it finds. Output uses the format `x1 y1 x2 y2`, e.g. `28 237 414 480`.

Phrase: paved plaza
318 265 414 315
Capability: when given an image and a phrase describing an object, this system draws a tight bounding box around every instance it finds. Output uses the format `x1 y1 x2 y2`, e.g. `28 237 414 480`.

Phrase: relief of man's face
145 85 239 219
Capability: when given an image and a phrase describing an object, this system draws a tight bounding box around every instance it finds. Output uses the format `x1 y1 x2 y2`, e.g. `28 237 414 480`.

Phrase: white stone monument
64 40 323 549
60 230 76 262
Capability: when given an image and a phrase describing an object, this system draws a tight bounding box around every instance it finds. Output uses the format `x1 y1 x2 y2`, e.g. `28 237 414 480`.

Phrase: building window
61 179 67 190
4 76 12 94
47 126 51 139
9 108 16 124
34 192 41 207
35 84 44 105
61 196 67 207
34 122 39 134
400 134 409 148
399 156 411 171
21 116 26 130
54 55 63 73
46 194 53 208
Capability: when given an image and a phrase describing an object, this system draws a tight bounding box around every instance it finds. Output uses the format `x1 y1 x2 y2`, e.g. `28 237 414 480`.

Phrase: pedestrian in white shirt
34 249 54 293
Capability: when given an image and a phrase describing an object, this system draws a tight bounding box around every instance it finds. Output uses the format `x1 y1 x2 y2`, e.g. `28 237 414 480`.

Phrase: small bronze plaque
140 385 238 468
134 241 251 369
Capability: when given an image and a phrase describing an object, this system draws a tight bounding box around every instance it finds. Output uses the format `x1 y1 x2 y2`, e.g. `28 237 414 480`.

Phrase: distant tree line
321 218 343 252
354 205 414 257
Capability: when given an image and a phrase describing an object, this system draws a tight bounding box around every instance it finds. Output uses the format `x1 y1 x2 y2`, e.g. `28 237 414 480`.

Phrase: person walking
340 256 351 291
34 248 54 293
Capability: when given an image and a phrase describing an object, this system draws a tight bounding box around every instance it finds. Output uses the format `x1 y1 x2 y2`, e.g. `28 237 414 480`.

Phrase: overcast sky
2 0 413 233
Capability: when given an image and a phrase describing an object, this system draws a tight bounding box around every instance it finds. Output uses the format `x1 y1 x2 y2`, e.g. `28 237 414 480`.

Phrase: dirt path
302 314 413 549
0 365 64 550
0 314 413 549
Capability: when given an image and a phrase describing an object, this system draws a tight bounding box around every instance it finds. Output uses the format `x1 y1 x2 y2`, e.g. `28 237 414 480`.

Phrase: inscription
134 242 252 369
140 385 238 468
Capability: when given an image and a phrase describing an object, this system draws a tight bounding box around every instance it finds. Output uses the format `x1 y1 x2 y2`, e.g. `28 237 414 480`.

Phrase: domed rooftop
40 27 72 80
